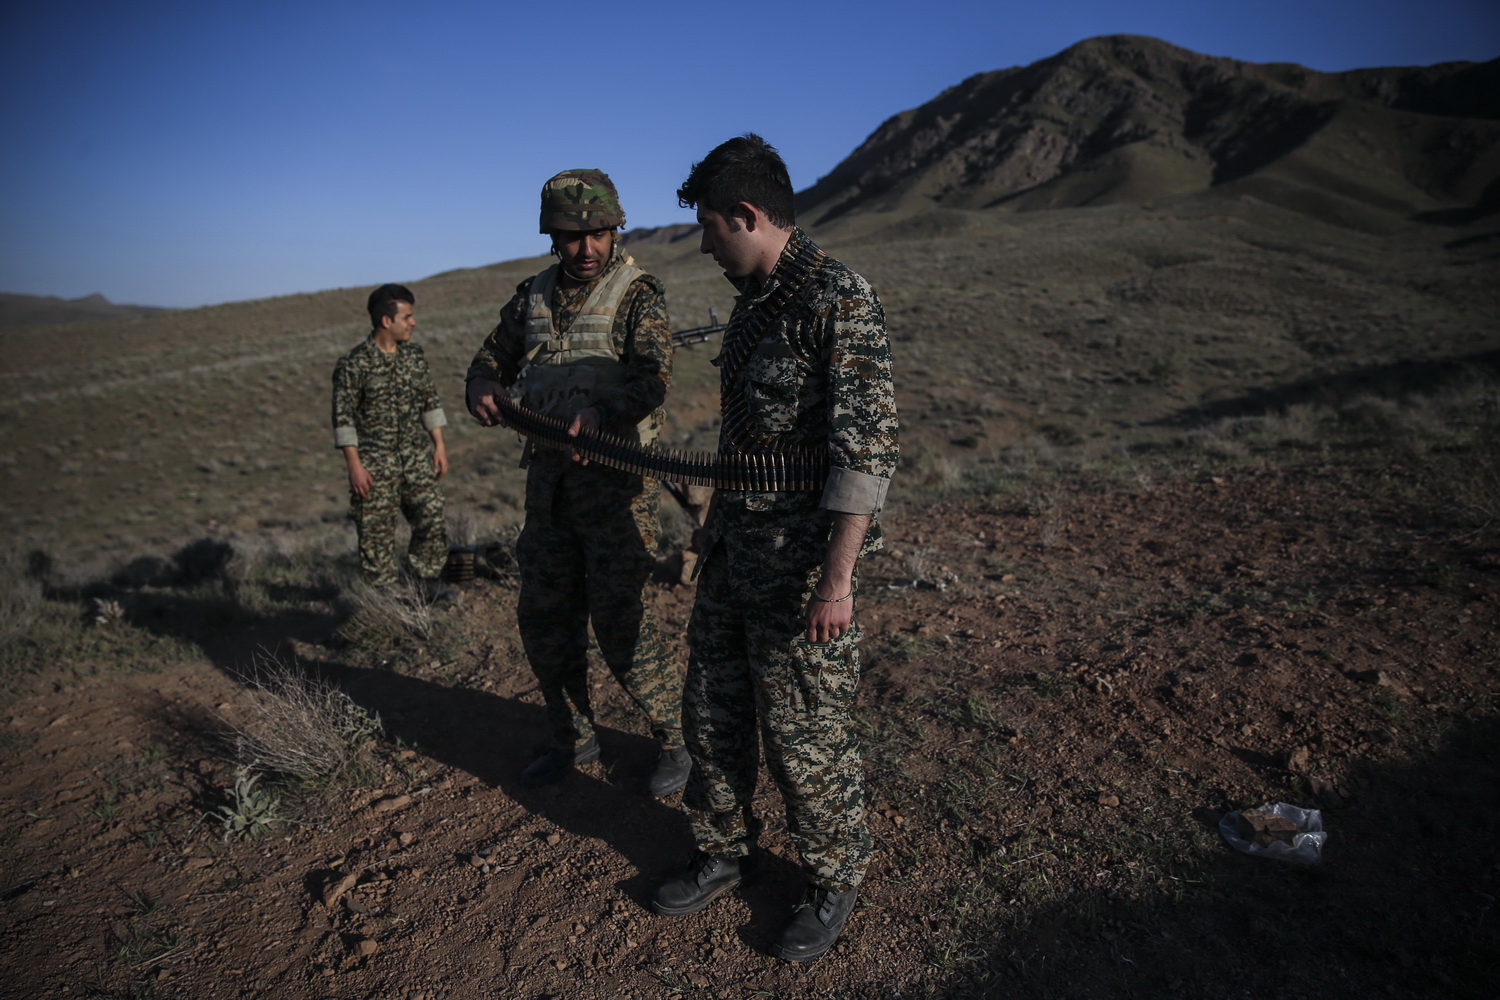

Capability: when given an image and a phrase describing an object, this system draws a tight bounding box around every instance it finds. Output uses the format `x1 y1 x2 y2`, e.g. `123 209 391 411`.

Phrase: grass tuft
225 652 382 784
339 577 441 648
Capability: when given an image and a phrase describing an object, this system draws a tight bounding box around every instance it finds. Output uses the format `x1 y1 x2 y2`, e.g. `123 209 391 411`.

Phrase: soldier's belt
494 397 827 491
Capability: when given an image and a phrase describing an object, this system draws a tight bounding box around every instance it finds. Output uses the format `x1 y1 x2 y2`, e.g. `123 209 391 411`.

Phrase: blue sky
2 0 1496 309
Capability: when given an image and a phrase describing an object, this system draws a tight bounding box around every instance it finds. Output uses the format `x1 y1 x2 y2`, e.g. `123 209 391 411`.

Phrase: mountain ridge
796 34 1500 227
0 291 170 330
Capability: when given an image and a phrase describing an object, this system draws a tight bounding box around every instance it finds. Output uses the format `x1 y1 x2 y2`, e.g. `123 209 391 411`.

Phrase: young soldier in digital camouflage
332 283 450 589
466 169 689 796
650 135 898 962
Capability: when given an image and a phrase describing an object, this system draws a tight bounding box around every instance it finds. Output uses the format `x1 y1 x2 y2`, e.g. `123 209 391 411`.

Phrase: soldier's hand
348 463 374 499
432 443 449 480
467 378 507 427
567 407 601 465
805 584 854 643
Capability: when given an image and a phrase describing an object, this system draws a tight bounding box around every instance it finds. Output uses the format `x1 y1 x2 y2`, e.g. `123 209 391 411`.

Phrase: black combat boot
648 746 692 797
650 851 750 916
520 737 600 788
769 884 858 962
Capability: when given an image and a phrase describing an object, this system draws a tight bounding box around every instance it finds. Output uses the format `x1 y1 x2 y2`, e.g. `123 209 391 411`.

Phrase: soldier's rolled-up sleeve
410 346 448 430
822 273 898 514
332 358 360 449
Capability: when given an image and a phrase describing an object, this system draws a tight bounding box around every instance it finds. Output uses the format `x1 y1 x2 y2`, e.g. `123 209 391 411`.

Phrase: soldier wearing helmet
466 170 688 796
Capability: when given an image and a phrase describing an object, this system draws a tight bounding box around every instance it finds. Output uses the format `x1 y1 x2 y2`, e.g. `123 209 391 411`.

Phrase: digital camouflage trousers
350 456 447 587
682 503 871 892
516 462 681 751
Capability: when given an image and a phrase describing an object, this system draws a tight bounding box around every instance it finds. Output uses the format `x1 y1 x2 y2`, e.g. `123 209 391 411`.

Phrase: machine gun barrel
670 307 725 348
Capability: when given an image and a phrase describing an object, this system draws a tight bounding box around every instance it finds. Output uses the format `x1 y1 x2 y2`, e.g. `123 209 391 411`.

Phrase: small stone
353 937 378 958
1097 793 1120 808
371 794 412 814
183 856 215 869
1285 747 1311 773
321 872 359 908
545 833 561 846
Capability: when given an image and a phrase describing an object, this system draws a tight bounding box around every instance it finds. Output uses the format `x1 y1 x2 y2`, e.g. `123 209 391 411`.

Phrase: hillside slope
797 35 1500 227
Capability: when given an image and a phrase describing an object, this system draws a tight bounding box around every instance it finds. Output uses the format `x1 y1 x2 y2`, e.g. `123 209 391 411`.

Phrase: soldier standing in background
465 169 689 796
332 283 450 590
649 135 898 962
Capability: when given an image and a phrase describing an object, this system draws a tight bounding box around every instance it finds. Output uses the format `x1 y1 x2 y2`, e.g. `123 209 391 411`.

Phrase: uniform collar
735 227 811 303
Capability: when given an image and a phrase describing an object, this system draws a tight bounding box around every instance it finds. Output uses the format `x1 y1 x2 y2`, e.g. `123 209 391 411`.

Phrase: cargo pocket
789 625 863 716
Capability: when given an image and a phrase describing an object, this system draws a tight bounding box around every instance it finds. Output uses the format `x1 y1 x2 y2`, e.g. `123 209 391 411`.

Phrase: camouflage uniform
467 251 681 751
684 228 898 892
332 337 449 586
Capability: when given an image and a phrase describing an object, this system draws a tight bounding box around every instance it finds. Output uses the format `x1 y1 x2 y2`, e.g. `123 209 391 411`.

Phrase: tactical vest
512 258 658 447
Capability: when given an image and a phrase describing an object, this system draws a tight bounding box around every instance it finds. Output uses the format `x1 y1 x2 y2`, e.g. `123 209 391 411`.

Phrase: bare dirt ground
3 459 1496 999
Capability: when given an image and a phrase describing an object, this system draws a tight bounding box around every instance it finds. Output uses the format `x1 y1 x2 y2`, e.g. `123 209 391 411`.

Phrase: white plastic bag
1219 802 1327 865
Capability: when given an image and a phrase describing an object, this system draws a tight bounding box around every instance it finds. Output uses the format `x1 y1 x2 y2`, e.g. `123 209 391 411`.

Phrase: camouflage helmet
539 169 625 233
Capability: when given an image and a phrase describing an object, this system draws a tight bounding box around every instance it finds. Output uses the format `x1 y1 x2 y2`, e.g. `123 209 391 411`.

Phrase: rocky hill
797 34 1500 228
0 291 169 330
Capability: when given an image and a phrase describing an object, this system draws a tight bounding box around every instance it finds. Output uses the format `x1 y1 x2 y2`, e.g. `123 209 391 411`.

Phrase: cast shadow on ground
1147 348 1500 430
316 657 694 900
941 714 1500 999
84 539 696 899
67 539 814 936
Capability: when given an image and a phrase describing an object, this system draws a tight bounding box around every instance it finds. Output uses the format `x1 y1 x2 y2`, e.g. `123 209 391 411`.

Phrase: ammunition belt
718 237 829 455
494 396 828 491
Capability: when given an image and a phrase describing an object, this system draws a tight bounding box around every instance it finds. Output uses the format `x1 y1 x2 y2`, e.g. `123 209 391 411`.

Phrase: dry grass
338 576 443 648
224 652 382 785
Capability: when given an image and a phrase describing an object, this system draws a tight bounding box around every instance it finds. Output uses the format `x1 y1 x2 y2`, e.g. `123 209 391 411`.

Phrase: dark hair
367 283 414 328
677 133 795 229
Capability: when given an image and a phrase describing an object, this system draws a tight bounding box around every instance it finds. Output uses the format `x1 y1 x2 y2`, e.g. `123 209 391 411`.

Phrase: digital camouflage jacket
716 228 898 519
331 337 447 467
